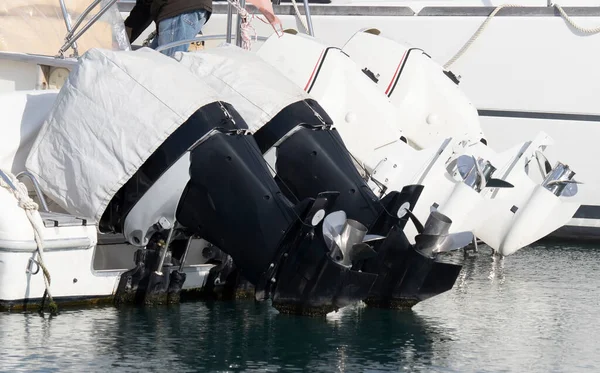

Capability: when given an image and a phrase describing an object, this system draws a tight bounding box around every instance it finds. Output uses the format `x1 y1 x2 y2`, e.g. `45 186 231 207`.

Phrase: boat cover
0 90 58 175
174 44 310 133
25 47 221 222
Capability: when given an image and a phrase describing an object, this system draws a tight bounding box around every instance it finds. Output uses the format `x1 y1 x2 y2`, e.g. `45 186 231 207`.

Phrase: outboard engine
254 31 582 256
176 46 474 309
341 28 485 149
256 100 471 309
24 47 381 316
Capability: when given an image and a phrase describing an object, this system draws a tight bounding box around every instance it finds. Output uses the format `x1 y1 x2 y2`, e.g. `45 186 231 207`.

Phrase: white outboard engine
342 29 485 149
255 31 581 256
176 45 474 308
341 29 583 255
24 47 392 316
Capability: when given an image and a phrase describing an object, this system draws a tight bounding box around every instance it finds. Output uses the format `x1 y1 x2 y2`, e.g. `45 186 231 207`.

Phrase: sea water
1 242 599 372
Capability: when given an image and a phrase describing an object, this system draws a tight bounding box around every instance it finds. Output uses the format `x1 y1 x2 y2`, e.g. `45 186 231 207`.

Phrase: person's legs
155 9 209 58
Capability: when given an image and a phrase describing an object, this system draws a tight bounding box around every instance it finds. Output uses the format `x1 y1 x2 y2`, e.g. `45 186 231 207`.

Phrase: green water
1 243 599 372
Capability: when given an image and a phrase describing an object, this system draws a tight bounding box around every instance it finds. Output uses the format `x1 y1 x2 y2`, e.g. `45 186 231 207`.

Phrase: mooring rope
444 3 600 70
0 170 56 314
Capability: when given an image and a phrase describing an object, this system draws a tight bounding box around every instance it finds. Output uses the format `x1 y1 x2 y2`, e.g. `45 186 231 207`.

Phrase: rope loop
0 170 56 314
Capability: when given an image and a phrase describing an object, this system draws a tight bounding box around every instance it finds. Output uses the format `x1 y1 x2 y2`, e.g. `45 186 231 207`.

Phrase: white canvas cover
174 45 310 133
0 90 59 175
25 47 221 222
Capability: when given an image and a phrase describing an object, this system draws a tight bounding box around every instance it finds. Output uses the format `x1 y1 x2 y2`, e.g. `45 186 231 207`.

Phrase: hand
264 13 284 36
247 0 284 37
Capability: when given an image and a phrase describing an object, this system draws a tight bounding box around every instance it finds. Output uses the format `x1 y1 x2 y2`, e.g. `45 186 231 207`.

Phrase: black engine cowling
252 99 464 308
104 100 378 315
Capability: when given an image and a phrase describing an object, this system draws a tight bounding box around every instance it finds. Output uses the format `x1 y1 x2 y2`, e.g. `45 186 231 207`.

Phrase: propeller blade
349 243 378 262
329 239 345 263
545 179 584 186
473 156 486 189
535 150 553 176
485 178 514 188
363 234 386 243
561 182 579 197
435 231 474 253
456 154 477 182
322 210 346 250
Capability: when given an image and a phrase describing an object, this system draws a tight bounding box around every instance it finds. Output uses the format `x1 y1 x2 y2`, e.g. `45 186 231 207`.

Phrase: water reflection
0 301 450 372
2 243 600 372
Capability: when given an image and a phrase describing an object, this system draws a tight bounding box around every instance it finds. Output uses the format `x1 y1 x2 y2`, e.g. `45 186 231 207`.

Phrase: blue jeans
149 9 209 57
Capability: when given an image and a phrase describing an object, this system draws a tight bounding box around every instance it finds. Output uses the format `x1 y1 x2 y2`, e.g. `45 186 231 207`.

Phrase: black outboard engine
102 101 377 316
253 98 469 309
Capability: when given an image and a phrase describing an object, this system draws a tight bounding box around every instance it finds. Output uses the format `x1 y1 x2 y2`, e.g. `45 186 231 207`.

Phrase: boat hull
0 244 214 311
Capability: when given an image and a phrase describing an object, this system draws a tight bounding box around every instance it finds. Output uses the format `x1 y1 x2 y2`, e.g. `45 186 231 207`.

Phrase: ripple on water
2 243 600 372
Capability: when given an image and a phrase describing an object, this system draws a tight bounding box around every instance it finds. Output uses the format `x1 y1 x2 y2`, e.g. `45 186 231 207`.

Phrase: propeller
322 212 379 267
456 155 513 191
413 210 474 258
541 161 582 197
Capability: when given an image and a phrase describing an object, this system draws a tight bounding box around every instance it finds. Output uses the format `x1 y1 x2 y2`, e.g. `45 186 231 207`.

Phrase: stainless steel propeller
322 211 382 266
413 209 474 258
541 161 582 197
456 155 513 192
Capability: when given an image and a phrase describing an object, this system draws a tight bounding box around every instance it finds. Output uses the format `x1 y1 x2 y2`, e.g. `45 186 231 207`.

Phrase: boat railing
55 0 315 57
57 0 119 58
155 35 269 52
15 171 51 213
0 170 50 213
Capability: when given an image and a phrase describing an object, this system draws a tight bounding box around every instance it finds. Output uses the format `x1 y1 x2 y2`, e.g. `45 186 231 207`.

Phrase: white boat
114 0 600 242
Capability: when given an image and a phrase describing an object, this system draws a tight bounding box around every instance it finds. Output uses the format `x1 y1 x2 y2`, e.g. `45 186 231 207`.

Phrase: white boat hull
0 234 215 310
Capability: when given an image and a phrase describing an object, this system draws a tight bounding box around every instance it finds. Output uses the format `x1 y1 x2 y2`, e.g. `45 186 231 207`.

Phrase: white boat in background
115 0 600 241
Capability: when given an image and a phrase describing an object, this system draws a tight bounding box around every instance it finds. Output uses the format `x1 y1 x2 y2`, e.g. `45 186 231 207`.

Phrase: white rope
0 171 55 312
289 0 310 33
226 0 258 50
444 3 600 70
225 0 309 50
553 3 600 34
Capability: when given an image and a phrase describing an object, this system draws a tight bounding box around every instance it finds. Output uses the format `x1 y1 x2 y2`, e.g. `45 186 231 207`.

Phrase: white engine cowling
342 29 485 150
